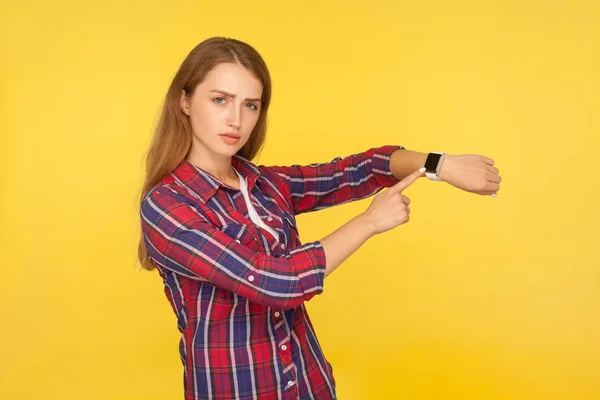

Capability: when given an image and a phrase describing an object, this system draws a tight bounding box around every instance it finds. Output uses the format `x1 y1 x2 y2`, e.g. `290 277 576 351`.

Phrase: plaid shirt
140 145 403 400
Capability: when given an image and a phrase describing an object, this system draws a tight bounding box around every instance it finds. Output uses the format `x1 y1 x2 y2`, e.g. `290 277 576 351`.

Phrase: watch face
424 153 443 173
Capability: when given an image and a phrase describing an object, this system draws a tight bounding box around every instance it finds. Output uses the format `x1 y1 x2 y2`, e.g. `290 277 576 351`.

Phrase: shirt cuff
373 145 405 187
291 241 327 298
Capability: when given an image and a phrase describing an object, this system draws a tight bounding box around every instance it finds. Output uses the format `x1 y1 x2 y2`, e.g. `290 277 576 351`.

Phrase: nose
226 103 241 129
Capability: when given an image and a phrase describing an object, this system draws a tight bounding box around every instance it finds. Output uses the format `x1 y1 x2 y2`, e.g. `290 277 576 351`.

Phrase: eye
246 103 259 111
213 97 226 104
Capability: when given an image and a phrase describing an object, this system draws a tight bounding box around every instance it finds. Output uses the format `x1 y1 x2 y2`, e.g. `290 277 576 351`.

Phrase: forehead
198 62 263 96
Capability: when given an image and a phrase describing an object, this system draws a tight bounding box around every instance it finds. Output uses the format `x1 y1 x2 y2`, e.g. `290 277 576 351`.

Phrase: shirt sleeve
140 186 326 310
262 145 404 215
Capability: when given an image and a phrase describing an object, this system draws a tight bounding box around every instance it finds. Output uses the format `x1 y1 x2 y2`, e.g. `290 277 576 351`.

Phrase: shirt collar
171 154 262 203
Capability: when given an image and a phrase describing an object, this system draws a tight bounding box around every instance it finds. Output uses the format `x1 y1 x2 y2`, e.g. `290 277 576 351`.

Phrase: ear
180 89 190 116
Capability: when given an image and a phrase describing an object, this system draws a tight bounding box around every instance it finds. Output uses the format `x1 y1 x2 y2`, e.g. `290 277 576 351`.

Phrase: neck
186 145 237 183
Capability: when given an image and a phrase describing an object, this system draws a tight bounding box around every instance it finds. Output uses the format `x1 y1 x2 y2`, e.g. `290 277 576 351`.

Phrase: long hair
137 37 272 271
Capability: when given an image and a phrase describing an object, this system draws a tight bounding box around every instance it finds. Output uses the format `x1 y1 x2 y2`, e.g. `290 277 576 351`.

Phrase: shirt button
281 344 287 351
274 312 280 318
267 216 273 222
287 380 295 387
280 243 285 249
248 275 255 282
235 239 240 243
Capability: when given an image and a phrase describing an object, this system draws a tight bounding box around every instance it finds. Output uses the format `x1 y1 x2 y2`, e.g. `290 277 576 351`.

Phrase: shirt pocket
219 222 261 251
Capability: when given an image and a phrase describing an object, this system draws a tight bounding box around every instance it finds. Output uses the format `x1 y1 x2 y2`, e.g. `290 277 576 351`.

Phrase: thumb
388 167 426 194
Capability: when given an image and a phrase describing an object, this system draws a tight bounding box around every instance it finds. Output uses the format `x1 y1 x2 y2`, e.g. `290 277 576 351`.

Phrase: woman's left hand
437 154 501 196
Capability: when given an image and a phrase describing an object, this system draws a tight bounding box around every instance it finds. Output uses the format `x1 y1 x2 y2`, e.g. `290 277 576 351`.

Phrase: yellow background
1 1 599 399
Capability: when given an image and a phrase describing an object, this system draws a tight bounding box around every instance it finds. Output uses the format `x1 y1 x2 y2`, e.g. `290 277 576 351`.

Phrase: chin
218 144 242 156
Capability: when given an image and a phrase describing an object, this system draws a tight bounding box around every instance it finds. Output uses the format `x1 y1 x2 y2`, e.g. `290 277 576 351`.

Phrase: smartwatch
424 152 445 181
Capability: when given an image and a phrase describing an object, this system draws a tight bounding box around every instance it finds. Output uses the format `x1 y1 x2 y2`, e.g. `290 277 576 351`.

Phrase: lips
220 133 240 139
219 133 241 145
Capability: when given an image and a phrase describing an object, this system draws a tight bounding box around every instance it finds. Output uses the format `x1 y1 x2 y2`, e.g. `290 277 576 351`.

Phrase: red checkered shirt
140 145 403 399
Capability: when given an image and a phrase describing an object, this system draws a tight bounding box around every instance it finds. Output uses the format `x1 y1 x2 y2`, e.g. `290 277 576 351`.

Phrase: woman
138 37 501 400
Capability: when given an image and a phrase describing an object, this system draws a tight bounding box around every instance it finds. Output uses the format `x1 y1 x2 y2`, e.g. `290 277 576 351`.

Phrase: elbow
247 251 326 310
260 291 320 311
244 282 322 311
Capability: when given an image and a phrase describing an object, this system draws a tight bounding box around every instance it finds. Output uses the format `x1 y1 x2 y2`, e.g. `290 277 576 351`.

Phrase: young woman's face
180 62 263 158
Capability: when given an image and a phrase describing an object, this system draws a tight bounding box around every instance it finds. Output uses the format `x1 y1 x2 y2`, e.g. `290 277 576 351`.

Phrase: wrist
437 153 452 182
423 151 449 182
356 213 379 237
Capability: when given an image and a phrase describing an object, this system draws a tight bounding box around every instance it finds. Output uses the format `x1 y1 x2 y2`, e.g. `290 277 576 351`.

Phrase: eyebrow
209 89 261 102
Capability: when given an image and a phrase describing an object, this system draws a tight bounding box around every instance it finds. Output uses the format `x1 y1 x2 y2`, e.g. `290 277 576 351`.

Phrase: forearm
319 214 376 278
389 149 428 180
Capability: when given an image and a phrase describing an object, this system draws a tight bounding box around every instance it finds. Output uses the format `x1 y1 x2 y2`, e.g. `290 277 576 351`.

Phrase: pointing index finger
389 167 426 194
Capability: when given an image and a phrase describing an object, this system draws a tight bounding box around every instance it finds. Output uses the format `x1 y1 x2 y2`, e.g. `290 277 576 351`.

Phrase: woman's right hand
362 168 426 235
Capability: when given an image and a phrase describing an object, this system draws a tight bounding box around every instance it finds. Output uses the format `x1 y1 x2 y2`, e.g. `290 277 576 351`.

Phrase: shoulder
142 172 204 214
141 184 210 226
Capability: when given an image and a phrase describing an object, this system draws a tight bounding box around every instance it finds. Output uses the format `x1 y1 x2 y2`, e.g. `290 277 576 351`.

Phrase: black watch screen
424 153 443 173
